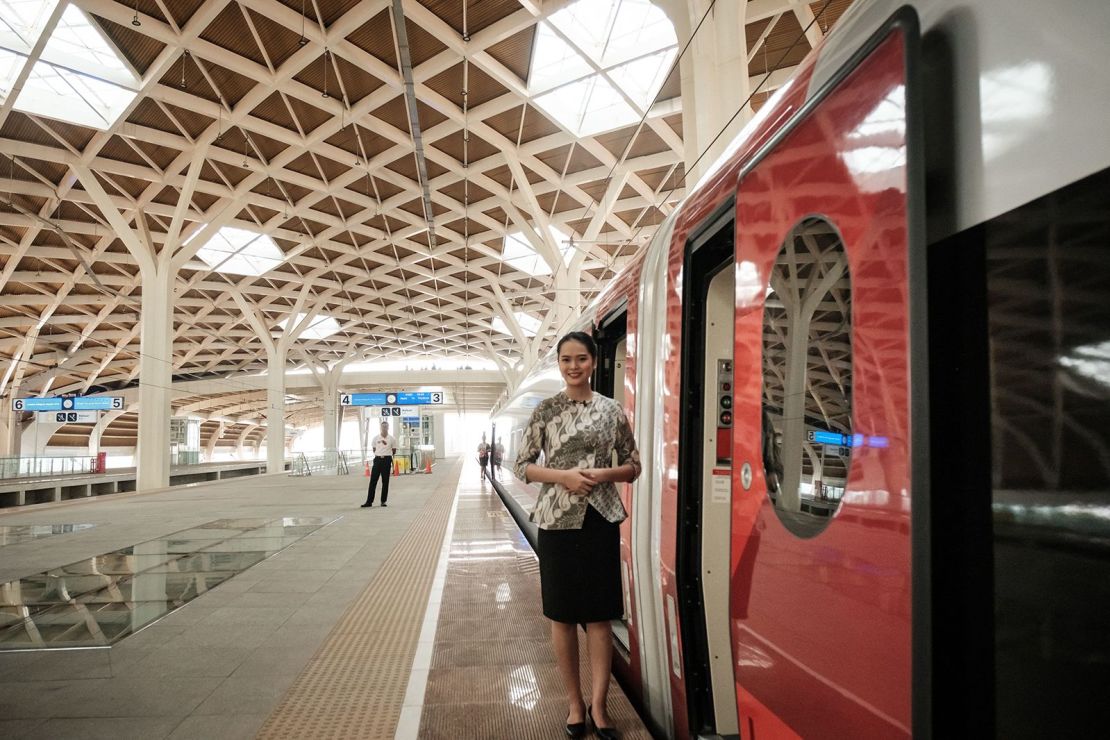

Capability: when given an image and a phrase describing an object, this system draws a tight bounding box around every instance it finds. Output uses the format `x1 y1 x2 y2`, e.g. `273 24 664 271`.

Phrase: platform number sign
12 395 123 412
341 391 444 407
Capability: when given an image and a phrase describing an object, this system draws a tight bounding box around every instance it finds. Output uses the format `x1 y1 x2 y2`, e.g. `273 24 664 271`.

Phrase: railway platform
0 456 649 739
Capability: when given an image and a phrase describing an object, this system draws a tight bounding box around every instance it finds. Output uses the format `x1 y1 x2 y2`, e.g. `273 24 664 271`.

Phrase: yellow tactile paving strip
256 460 462 740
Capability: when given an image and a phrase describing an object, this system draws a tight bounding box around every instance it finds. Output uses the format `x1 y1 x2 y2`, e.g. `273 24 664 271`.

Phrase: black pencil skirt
537 505 623 624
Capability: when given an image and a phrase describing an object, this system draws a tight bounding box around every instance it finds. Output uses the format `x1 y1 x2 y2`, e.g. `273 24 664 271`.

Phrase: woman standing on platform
514 331 641 740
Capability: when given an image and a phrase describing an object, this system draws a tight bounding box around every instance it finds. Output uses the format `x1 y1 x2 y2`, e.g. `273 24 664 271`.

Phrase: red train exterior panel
731 30 912 738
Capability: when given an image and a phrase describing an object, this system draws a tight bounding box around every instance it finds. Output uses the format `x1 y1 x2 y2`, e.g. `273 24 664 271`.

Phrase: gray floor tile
128 644 253 678
243 576 328 594
0 718 46 739
164 623 274 650
223 590 313 609
0 676 216 718
108 644 152 676
0 652 49 682
190 673 299 716
166 713 269 740
152 605 220 627
232 641 319 676
284 602 351 627
25 716 181 740
196 605 297 628
4 648 113 681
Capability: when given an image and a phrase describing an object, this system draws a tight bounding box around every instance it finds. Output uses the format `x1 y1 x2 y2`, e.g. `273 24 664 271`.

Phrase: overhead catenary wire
565 0 719 256
656 0 837 219
504 0 835 362
494 0 721 360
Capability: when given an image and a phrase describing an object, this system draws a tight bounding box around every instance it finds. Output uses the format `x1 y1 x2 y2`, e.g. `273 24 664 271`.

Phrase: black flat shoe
360 503 373 508
589 706 620 740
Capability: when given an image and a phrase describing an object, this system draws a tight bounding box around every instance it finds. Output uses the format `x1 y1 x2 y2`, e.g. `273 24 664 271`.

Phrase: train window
984 167 1110 736
594 308 628 405
761 216 852 538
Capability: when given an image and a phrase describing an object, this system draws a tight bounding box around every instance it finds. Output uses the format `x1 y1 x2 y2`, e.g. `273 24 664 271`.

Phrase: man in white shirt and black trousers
362 421 397 507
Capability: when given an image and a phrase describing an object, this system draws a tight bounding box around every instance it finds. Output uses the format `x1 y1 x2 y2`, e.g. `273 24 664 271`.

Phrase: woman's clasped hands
562 468 599 495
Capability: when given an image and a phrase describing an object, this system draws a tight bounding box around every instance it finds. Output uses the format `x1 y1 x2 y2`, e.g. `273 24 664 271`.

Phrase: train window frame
593 305 628 403
760 215 853 539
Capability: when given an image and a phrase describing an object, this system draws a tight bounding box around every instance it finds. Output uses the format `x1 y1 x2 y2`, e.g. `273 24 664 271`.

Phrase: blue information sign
807 429 890 449
12 396 122 412
342 393 387 407
396 392 437 405
340 391 443 407
809 429 849 446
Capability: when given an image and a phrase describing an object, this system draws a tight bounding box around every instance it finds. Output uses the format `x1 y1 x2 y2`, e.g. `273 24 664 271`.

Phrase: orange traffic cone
363 461 370 477
424 455 432 474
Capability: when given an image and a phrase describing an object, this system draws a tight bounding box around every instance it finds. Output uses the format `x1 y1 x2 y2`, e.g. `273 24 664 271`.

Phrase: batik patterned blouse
513 391 641 530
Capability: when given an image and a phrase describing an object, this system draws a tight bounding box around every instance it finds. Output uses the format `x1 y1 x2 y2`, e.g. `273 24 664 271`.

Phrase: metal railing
0 455 96 480
345 446 435 475
290 450 351 476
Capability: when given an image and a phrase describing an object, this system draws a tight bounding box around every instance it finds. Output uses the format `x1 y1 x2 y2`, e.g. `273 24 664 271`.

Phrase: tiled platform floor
0 462 454 739
409 469 650 739
0 458 651 739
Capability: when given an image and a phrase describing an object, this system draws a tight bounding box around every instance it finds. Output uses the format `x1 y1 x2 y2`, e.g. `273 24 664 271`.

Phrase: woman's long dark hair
556 331 597 359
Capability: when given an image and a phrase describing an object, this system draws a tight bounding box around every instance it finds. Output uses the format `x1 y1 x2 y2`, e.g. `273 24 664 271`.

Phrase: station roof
0 0 854 448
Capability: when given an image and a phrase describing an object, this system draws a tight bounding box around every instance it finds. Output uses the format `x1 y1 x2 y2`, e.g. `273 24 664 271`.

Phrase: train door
730 10 921 739
594 309 640 669
677 209 740 737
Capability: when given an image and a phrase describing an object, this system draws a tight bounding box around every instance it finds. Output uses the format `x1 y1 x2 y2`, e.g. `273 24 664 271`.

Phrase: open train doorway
594 308 634 655
677 208 739 738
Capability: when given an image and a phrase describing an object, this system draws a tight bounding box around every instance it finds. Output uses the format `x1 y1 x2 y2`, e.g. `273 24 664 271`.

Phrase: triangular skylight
502 226 574 277
528 0 677 137
0 1 140 130
492 312 542 338
193 226 286 276
280 312 341 341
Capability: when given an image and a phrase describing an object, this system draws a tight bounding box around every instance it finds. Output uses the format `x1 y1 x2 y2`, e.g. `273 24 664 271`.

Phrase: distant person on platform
477 433 490 481
491 437 505 480
362 421 397 508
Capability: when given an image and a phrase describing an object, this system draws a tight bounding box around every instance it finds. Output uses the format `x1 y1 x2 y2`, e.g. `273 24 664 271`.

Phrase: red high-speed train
495 1 1110 737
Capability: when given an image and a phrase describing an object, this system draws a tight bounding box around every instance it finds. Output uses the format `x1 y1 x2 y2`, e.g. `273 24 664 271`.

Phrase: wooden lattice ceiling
0 0 854 445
